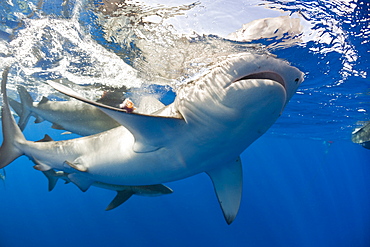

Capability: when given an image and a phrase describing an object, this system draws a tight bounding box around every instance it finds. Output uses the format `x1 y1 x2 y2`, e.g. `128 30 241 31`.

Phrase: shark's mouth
234 72 286 90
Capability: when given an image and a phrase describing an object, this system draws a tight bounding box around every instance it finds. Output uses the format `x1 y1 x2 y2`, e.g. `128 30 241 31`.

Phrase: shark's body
9 90 120 135
352 121 370 149
0 53 303 223
0 169 5 181
9 86 165 135
43 169 172 210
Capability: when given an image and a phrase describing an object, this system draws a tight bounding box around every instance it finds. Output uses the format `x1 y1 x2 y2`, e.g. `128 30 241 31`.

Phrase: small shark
0 53 303 224
352 121 370 149
8 85 165 136
42 169 172 210
0 169 5 185
8 86 120 135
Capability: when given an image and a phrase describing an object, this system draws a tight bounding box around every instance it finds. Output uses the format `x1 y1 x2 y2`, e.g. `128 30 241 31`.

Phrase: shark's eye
295 78 299 83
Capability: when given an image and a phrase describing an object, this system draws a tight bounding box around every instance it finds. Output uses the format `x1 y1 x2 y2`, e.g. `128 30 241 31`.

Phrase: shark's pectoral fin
47 80 185 153
132 184 173 197
206 157 243 225
105 190 134 211
63 158 90 191
67 173 94 192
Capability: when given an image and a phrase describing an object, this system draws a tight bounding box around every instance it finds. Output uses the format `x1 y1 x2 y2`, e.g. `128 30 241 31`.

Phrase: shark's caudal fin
207 157 243 225
0 67 26 169
9 86 33 131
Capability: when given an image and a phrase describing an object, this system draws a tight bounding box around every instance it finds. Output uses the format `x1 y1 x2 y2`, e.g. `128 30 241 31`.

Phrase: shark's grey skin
352 121 370 149
0 53 304 224
0 169 5 181
42 169 172 210
8 86 120 135
8 86 165 136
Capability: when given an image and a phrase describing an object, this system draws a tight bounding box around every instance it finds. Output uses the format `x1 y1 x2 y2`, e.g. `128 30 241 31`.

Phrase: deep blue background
0 0 369 246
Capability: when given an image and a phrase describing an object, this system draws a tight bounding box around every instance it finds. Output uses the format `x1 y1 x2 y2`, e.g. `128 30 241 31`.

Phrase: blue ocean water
0 0 369 247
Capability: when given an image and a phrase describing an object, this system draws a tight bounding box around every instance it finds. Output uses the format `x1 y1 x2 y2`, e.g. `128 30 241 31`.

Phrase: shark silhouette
0 53 303 224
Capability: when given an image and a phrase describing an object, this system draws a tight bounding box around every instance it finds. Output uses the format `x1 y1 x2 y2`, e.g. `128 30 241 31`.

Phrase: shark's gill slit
235 72 286 89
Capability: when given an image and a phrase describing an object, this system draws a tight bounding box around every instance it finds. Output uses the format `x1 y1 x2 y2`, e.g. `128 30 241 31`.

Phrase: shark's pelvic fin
105 190 134 211
67 173 94 192
64 158 88 172
42 169 60 191
206 157 243 225
47 80 185 153
33 158 53 171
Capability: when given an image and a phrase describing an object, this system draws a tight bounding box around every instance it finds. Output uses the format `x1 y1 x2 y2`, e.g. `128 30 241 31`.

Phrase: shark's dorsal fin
206 157 243 225
36 134 53 142
105 190 134 211
34 116 44 123
47 80 185 153
39 96 49 104
51 123 65 130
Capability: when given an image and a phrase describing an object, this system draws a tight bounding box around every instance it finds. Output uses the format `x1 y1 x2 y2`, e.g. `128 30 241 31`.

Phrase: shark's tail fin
8 85 34 131
0 67 26 169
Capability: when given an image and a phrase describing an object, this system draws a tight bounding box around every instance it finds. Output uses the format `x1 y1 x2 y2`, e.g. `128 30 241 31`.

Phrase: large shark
0 53 304 224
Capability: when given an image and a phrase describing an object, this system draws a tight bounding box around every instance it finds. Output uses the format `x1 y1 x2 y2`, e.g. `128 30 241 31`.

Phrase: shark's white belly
18 126 205 185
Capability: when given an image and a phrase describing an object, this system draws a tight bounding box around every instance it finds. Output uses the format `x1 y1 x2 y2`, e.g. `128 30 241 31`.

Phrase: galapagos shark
8 86 165 136
0 53 304 224
352 121 370 149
